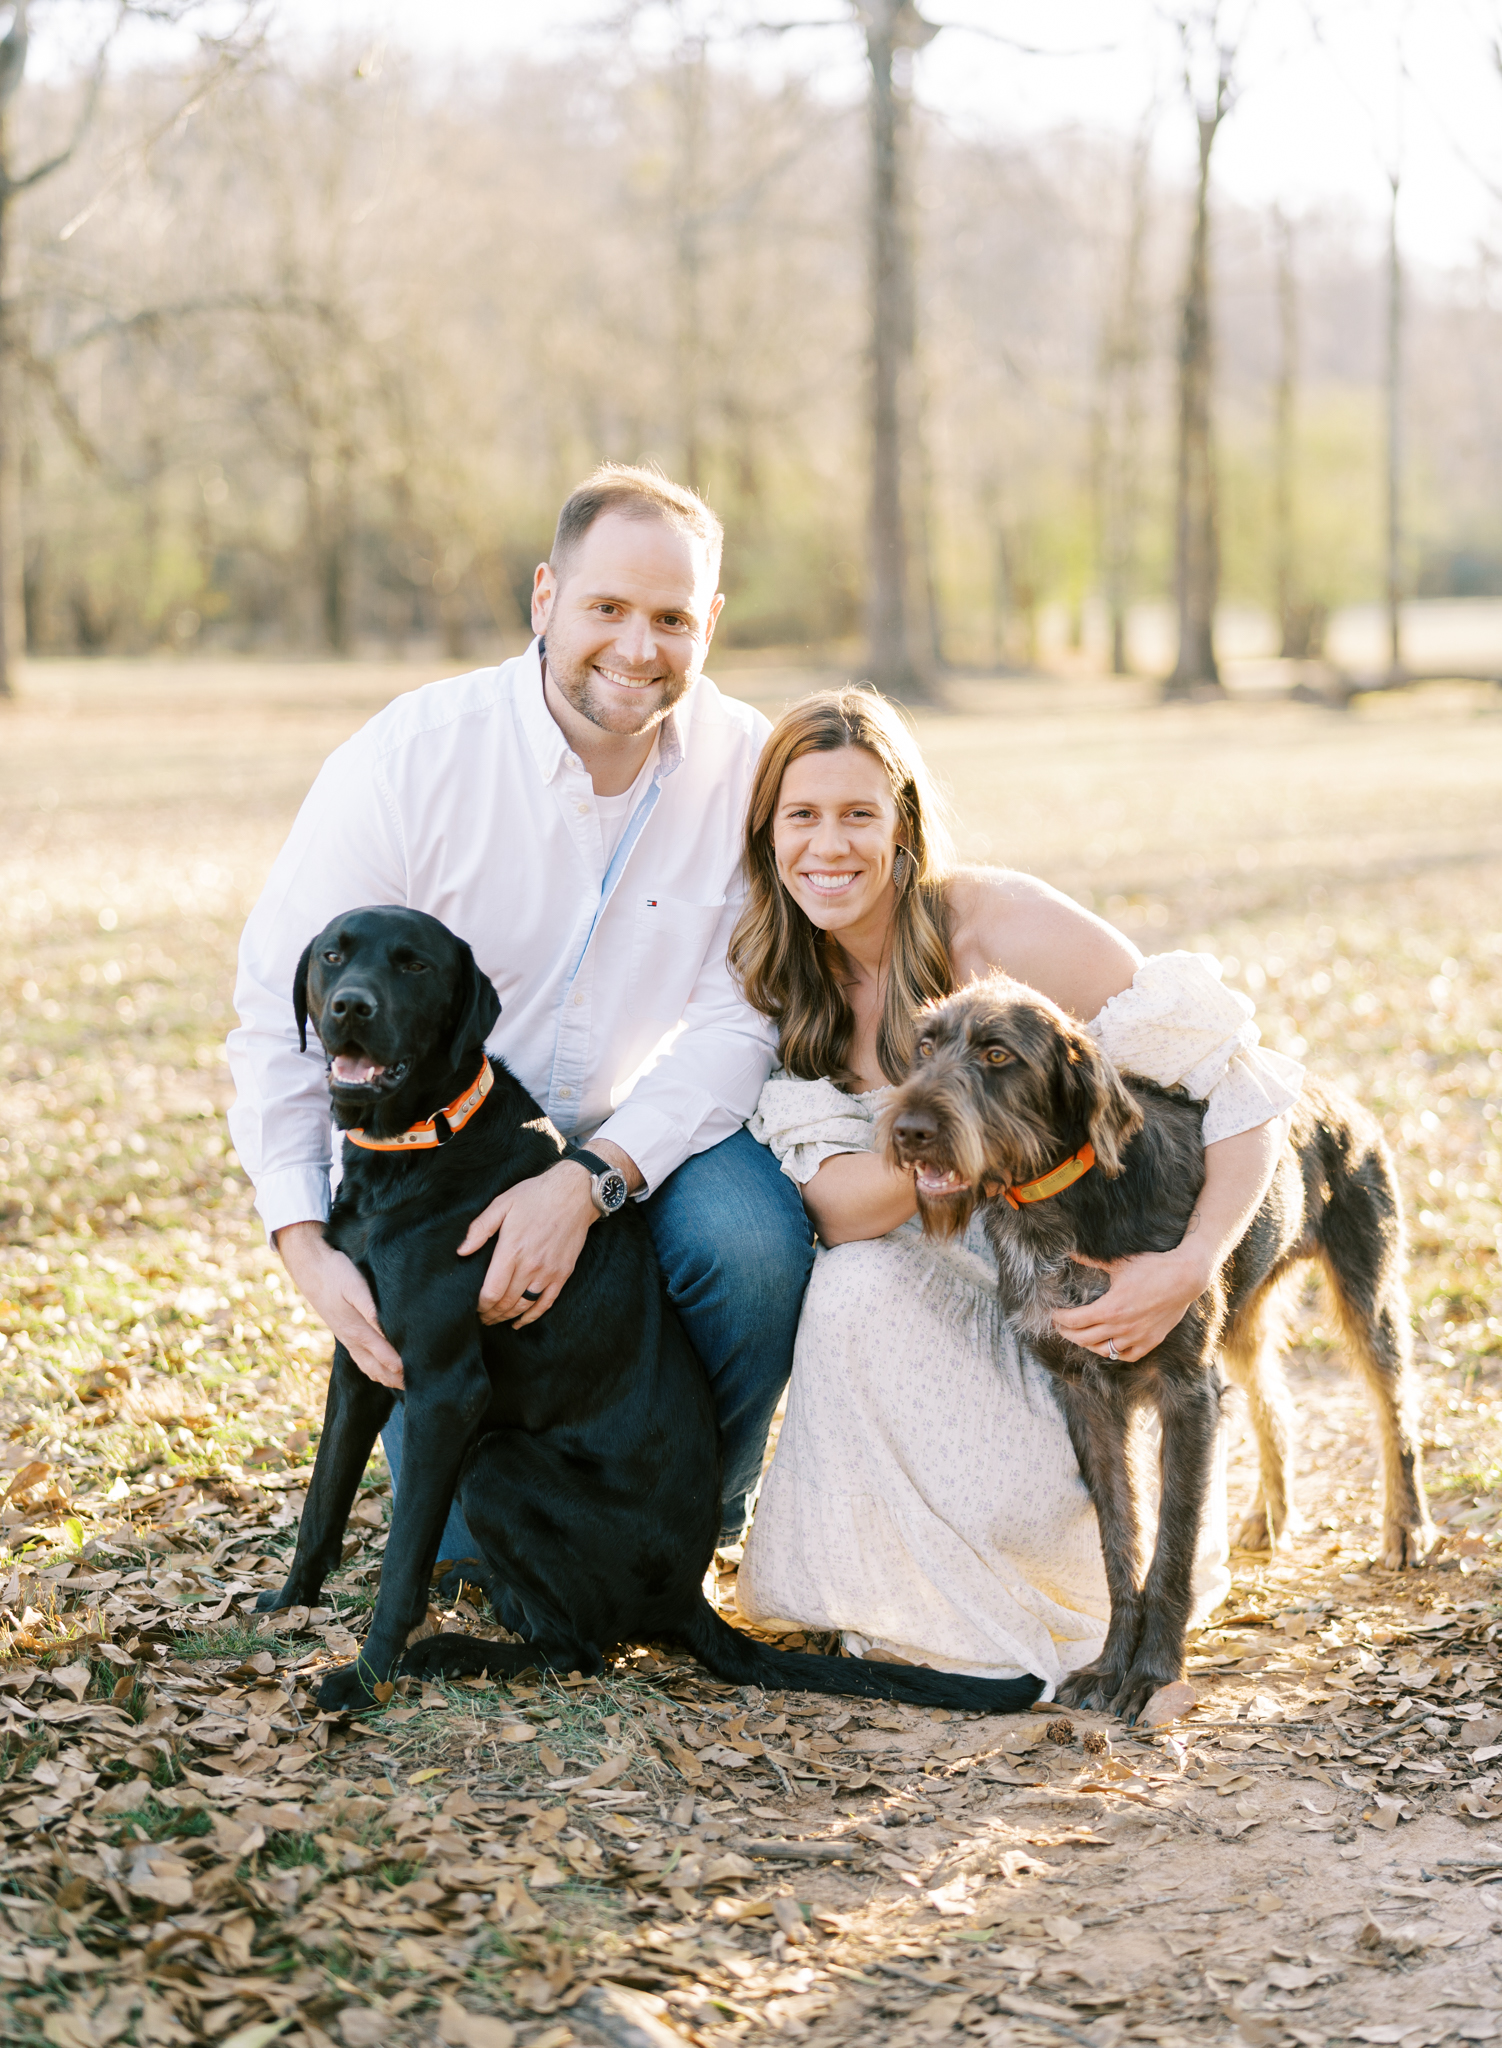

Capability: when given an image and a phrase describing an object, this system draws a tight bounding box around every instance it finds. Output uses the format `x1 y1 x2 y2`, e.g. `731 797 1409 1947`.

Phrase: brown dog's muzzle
881 1066 990 1240
886 1102 972 1199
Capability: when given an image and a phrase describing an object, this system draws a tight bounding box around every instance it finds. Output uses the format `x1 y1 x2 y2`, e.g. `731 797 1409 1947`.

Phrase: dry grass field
0 657 1500 2048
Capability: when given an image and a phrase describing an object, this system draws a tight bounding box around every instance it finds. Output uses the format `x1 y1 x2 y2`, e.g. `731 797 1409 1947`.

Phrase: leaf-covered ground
0 659 1499 2048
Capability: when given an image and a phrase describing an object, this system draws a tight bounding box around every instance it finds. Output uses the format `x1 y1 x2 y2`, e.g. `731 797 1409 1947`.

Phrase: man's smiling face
531 510 724 740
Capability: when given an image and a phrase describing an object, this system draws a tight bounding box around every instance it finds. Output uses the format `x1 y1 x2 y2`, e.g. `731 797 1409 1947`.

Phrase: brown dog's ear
447 942 502 1069
293 941 315 1053
1056 1025 1143 1178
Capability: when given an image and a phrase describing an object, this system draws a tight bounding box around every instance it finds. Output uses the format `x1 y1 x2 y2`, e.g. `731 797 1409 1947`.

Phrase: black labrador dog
259 906 1044 1716
883 974 1433 1724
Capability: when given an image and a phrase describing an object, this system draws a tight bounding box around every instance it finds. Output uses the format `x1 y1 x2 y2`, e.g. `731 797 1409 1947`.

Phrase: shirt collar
516 634 692 787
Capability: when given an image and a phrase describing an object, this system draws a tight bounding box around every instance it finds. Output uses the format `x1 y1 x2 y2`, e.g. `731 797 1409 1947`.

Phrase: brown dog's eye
918 1039 934 1059
984 1047 1011 1066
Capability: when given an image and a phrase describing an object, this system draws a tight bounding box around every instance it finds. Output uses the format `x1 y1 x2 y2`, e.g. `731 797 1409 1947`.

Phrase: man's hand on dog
276 1222 406 1389
462 1143 641 1329
1052 1245 1211 1363
462 1159 596 1328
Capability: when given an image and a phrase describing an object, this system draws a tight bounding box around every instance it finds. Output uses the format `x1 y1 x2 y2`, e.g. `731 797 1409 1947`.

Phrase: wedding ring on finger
521 1288 543 1302
1106 1338 1119 1360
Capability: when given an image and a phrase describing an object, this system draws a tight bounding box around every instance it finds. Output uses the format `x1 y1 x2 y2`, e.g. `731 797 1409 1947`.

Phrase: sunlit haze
237 0 1502 272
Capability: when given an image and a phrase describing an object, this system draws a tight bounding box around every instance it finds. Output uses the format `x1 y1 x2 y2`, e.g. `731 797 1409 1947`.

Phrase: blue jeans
377 1124 814 1568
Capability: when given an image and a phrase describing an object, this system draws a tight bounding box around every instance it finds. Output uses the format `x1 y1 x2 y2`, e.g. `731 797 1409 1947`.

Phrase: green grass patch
174 1621 303 1661
1432 1461 1502 1500
262 1830 327 1871
115 1799 211 1846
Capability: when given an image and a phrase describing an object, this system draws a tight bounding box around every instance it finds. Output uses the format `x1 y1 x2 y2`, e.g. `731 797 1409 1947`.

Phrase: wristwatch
589 1166 629 1218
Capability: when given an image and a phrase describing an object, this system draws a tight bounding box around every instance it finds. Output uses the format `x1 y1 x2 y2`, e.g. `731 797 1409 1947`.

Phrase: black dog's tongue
331 1053 386 1086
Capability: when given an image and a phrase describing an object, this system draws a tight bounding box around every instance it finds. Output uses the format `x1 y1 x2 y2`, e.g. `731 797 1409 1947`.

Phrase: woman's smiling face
773 745 903 944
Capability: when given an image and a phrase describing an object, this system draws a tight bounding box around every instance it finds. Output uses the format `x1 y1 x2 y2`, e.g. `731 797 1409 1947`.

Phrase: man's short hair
551 462 723 586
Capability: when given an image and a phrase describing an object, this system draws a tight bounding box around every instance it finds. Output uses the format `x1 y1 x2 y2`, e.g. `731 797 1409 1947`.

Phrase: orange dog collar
1004 1141 1096 1209
345 1056 493 1152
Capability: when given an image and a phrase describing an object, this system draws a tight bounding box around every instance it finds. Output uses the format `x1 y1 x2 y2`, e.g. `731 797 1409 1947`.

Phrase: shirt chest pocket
627 893 727 1019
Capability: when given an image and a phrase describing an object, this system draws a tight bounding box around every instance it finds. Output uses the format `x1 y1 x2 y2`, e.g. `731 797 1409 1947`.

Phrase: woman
730 689 1302 1691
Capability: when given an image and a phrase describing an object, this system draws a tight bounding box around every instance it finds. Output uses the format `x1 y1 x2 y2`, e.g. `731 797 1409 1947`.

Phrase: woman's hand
1050 1244 1212 1363
1052 1119 1288 1364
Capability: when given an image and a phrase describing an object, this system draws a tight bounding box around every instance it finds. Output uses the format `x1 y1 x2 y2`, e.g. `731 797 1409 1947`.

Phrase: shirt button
573 992 585 1006
557 1086 572 1099
576 801 590 816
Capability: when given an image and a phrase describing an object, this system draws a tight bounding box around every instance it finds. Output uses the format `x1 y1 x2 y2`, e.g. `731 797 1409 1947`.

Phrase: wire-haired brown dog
882 973 1435 1723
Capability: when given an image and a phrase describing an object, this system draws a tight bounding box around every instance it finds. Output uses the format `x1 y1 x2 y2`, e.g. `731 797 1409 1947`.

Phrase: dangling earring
893 847 909 885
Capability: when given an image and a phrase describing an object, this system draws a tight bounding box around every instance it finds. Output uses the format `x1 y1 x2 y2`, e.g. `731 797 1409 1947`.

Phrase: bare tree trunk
0 15 21 700
0 189 15 699
862 0 935 703
1272 206 1296 656
672 30 707 494
325 470 353 656
1093 126 1151 678
1166 102 1225 698
1385 171 1403 677
1271 210 1324 663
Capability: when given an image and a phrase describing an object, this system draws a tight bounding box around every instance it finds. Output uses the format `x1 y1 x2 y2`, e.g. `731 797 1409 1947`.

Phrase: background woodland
5 11 1502 680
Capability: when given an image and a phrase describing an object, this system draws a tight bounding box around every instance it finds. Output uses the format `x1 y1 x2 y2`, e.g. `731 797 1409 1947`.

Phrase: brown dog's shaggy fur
883 973 1435 1722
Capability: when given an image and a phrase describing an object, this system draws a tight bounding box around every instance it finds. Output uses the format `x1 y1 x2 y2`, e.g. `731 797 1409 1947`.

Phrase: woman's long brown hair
729 688 956 1088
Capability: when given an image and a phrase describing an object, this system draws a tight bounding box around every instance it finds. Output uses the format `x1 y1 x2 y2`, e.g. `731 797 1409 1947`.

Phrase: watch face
596 1169 628 1214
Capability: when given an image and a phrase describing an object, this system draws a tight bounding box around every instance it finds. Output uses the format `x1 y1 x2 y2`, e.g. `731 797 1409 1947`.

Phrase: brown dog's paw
1111 1662 1181 1726
1377 1516 1439 1569
1057 1665 1125 1714
1232 1498 1302 1554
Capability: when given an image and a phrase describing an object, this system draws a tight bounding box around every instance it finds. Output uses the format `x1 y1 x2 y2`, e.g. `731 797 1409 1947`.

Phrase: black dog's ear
447 942 502 1069
1057 1025 1143 1178
293 941 315 1054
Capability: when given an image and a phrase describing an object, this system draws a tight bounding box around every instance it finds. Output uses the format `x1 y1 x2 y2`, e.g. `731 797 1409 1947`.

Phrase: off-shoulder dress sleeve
747 1070 883 1185
1086 951 1304 1145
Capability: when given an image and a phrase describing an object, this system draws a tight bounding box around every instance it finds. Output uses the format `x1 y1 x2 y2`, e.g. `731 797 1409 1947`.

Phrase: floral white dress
737 952 1304 1693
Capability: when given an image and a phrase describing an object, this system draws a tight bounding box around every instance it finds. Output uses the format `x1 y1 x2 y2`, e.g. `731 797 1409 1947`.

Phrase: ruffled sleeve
1086 951 1304 1146
747 1070 884 1185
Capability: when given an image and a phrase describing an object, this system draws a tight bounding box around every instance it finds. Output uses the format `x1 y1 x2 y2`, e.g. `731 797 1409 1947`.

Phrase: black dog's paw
1056 1665 1125 1714
400 1633 494 1681
315 1659 391 1713
433 1560 501 1614
255 1582 321 1614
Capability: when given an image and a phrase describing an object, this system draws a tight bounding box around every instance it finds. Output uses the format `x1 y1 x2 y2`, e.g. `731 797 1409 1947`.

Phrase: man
228 464 813 1576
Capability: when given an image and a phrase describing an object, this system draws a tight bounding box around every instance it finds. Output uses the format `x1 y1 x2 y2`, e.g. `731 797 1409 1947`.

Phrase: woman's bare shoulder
946 864 1102 943
948 863 1062 914
945 865 1142 1019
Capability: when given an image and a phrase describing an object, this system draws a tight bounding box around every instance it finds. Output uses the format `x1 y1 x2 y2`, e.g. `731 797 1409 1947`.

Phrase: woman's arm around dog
810 869 1286 1355
954 870 1286 1361
1052 1117 1287 1362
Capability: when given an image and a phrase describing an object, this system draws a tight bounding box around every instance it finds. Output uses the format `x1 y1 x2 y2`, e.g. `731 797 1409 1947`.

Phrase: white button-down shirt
227 642 776 1239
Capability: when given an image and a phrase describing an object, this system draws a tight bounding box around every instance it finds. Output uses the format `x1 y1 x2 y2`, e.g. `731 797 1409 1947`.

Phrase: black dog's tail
403 1603 1042 1713
679 1596 1043 1713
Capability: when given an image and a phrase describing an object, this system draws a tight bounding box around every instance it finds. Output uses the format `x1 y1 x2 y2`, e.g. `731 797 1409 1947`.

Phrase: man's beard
545 644 693 737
